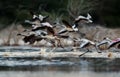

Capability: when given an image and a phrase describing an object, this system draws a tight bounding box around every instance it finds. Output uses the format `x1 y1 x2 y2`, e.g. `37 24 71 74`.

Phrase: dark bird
17 33 42 44
58 20 78 34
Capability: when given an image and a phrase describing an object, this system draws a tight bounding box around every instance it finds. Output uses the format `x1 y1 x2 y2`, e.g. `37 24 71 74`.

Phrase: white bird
79 38 95 48
97 37 120 49
75 13 93 23
72 38 101 53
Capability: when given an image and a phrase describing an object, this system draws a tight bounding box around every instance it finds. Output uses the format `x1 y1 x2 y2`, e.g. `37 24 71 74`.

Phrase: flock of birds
17 12 120 53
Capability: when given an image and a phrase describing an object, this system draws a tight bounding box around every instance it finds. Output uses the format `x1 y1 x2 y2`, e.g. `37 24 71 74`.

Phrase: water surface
0 46 120 77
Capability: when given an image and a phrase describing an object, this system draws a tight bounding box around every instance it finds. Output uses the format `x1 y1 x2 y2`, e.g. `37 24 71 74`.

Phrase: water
0 46 120 77
0 71 120 77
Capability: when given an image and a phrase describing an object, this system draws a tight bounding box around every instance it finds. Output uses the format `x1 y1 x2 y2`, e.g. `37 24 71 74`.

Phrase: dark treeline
0 0 120 29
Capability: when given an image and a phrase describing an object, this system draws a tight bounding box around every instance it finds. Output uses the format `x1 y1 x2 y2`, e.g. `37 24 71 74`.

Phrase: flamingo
17 33 43 44
58 13 93 35
72 38 101 53
25 13 53 29
41 27 69 47
25 26 69 51
96 37 120 50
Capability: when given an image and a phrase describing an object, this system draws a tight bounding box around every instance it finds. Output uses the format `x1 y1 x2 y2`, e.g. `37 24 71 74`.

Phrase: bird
29 26 69 52
22 20 61 48
74 13 93 24
72 13 93 31
96 37 112 50
29 11 49 22
58 20 79 34
108 38 120 49
17 33 43 44
17 26 48 45
58 13 92 36
72 38 101 53
96 37 120 50
26 26 69 49
58 19 86 47
38 14 49 23
41 27 69 47
25 13 52 29
25 17 41 29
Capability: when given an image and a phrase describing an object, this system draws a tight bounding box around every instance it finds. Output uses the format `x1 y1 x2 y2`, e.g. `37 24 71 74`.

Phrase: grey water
0 46 120 77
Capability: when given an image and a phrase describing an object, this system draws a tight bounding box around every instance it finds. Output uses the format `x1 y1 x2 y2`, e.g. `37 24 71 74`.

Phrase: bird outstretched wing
62 20 72 28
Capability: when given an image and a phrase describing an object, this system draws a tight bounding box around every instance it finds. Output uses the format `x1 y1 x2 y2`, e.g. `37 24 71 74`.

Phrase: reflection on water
0 58 120 72
0 46 120 77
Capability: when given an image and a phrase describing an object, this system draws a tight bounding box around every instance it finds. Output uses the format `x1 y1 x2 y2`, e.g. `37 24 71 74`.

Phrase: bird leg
49 47 57 53
57 38 64 48
73 40 77 47
94 45 102 53
49 40 57 53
